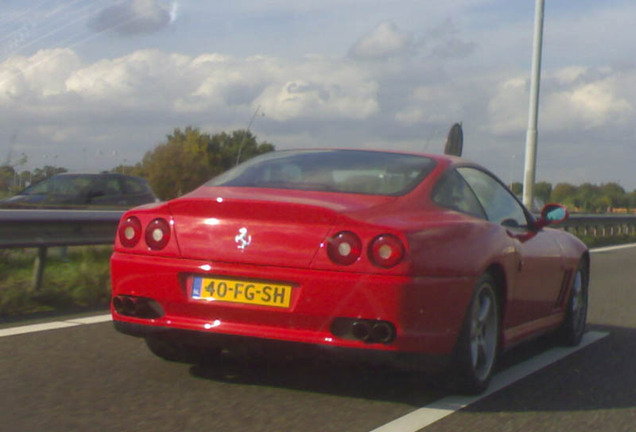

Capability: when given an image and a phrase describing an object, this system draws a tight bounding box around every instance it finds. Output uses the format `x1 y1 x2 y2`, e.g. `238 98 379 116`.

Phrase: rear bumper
113 320 450 372
111 252 476 360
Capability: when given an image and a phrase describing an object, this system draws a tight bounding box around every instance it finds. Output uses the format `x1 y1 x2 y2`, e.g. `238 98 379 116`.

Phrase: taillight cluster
327 231 362 265
118 216 172 250
368 234 404 268
327 231 405 268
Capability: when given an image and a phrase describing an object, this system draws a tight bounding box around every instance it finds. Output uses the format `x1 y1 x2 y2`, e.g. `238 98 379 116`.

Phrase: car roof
49 172 146 180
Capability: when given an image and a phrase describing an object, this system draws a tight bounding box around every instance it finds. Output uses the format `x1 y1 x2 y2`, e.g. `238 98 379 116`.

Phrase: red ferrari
110 149 589 394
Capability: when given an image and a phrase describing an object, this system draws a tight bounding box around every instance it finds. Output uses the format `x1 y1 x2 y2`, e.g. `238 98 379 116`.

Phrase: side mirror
535 203 568 229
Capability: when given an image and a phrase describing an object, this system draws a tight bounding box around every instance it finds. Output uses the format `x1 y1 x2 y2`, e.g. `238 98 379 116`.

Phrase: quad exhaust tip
332 318 396 344
112 295 165 319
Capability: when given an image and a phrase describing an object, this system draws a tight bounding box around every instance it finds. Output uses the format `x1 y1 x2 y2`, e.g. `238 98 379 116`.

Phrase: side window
432 169 486 219
94 177 122 196
123 177 147 194
457 167 528 227
104 177 123 196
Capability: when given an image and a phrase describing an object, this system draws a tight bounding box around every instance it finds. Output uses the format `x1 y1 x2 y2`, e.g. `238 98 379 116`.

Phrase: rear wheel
558 260 588 346
452 273 500 395
145 335 220 364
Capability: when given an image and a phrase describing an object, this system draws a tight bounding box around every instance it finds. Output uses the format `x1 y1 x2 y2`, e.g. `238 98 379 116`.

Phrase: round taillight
118 216 142 248
327 231 362 265
369 234 404 268
145 218 171 250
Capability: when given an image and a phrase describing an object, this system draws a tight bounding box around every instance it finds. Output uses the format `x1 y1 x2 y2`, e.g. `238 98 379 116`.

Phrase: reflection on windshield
206 150 436 196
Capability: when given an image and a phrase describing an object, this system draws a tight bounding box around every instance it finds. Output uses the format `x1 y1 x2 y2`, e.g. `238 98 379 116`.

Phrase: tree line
0 127 274 201
510 181 636 213
113 127 274 200
1 126 635 212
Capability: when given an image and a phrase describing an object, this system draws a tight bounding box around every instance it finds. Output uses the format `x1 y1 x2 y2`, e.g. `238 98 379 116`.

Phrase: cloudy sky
1 0 635 189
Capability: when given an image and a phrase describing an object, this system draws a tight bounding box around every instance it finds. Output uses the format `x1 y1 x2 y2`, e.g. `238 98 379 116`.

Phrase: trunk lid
169 187 394 268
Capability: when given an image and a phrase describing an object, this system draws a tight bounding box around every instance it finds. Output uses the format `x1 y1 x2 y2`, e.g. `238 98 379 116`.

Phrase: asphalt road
1 246 635 432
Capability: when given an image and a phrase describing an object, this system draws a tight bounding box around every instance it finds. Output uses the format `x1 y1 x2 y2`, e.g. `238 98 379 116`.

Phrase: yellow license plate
191 277 292 308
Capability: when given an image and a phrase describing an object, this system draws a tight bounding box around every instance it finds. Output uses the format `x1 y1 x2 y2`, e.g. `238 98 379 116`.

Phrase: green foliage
0 127 274 201
46 247 112 307
0 164 67 195
0 247 112 317
3 125 635 215
512 181 552 206
534 182 552 205
0 165 15 191
142 126 275 200
111 162 145 177
550 182 627 212
31 166 68 184
142 127 211 200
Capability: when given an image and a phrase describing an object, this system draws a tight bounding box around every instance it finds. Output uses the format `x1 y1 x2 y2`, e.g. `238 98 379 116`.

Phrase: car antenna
235 105 262 166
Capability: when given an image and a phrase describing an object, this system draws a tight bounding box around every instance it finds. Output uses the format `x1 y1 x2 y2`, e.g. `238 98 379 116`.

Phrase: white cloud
427 18 476 60
349 21 414 60
254 58 380 121
544 75 634 129
488 67 636 135
0 49 81 100
396 85 469 125
0 48 380 120
0 47 382 171
487 77 528 135
65 50 192 107
3 0 636 190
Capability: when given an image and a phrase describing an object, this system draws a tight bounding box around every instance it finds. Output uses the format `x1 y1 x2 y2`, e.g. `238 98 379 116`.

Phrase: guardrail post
32 246 48 291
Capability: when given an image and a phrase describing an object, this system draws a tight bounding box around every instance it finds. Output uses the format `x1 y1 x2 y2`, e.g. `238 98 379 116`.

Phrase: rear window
206 150 436 196
122 177 150 194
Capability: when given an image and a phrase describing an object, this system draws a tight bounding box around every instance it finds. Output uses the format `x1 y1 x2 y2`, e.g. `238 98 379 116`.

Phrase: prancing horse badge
235 227 252 251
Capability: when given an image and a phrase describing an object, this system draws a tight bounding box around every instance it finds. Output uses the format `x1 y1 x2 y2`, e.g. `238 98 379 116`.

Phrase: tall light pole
522 0 545 210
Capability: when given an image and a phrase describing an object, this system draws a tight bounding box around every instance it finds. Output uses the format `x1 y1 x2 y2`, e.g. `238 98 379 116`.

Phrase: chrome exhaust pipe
112 296 125 314
122 296 136 316
352 320 371 342
371 322 395 343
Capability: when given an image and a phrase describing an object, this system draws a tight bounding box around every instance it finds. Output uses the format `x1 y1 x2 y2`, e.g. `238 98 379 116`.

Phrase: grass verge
0 246 111 319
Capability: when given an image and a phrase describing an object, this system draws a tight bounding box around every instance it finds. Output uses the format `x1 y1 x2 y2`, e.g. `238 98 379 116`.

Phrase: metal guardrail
0 209 124 290
0 209 124 248
557 214 636 237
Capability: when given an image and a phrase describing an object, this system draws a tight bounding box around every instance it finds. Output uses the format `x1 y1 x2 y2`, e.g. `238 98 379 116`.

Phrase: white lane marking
369 331 609 432
0 317 610 430
590 243 636 253
66 314 112 325
0 314 111 338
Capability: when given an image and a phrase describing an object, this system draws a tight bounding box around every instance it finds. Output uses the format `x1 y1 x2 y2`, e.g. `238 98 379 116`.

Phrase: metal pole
32 246 48 291
522 0 545 210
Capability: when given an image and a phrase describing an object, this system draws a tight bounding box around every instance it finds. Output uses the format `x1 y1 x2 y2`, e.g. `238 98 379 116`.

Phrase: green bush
0 246 112 318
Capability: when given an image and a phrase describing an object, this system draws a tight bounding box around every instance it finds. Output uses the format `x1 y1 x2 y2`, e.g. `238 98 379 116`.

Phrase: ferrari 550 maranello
110 149 589 394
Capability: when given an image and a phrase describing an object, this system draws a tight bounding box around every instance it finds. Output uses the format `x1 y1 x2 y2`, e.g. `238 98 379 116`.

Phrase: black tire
452 273 500 395
145 335 220 364
557 260 589 346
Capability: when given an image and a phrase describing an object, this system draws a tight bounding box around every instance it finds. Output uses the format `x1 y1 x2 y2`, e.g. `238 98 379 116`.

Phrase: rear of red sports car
111 149 588 393
111 150 477 370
